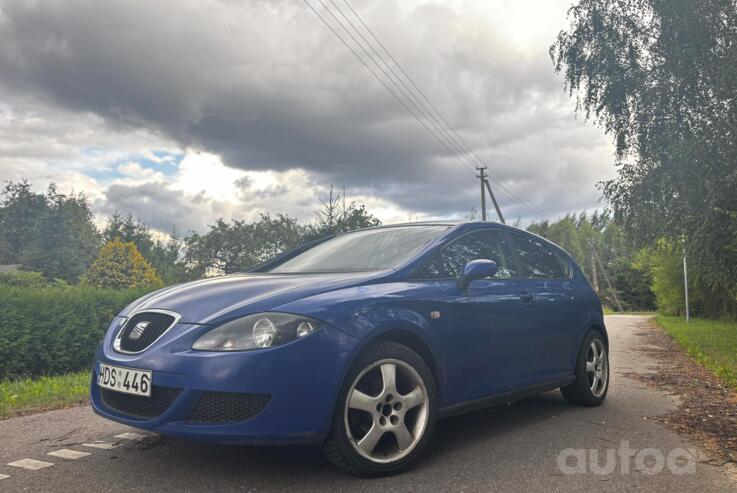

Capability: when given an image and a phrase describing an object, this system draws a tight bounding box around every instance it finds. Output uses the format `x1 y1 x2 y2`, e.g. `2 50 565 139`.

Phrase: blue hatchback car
91 221 609 476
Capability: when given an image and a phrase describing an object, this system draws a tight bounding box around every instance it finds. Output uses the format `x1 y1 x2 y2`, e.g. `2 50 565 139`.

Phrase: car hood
118 271 387 324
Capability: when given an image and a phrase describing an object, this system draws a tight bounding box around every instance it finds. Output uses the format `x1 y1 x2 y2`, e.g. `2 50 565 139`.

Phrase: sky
0 0 615 235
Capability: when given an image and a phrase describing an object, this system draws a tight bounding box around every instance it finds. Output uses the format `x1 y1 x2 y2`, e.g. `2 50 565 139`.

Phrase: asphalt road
0 315 735 492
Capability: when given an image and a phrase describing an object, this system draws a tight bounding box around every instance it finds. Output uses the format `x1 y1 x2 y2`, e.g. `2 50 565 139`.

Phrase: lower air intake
186 391 270 423
100 385 181 419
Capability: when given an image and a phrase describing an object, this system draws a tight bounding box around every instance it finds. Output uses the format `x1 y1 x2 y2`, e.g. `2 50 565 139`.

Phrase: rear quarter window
510 233 569 279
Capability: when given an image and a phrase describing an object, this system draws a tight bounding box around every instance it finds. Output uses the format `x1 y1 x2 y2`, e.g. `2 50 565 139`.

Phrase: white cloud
174 152 245 203
139 149 177 166
117 162 165 182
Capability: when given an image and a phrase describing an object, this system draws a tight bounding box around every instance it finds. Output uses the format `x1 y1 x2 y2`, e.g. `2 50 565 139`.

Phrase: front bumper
90 320 357 445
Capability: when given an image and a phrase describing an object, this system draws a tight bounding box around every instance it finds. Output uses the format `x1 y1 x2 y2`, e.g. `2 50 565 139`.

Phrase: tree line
528 211 654 312
2 177 730 316
0 181 381 287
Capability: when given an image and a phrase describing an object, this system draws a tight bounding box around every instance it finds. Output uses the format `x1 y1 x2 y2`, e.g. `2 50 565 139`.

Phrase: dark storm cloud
0 0 614 219
96 182 201 233
97 180 249 233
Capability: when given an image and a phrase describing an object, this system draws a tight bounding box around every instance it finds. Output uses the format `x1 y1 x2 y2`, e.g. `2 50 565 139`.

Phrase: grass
0 371 90 419
656 315 737 391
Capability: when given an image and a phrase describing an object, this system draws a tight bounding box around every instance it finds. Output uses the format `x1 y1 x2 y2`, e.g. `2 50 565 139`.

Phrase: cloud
117 162 165 182
96 151 348 233
0 0 616 228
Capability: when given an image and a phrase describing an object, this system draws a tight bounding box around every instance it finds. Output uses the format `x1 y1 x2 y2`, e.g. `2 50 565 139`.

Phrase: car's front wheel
322 340 437 477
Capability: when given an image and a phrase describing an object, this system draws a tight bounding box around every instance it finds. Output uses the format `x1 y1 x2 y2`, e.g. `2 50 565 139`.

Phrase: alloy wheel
586 339 608 397
343 358 429 464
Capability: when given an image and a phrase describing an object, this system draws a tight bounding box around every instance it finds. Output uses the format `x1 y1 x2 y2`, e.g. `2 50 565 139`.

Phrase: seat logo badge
130 321 150 340
430 311 441 319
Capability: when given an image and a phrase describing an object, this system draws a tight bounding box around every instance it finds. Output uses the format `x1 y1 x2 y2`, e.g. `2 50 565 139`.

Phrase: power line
328 0 456 149
320 0 497 185
337 0 551 221
305 0 551 221
332 0 487 178
303 0 478 177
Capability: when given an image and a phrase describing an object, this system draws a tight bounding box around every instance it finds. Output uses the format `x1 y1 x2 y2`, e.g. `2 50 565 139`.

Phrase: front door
411 228 538 405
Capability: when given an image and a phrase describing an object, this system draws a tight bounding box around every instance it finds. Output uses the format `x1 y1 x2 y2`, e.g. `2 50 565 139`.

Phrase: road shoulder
624 316 737 479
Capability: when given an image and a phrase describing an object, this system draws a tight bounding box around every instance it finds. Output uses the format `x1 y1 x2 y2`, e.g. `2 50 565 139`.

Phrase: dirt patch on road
624 319 737 468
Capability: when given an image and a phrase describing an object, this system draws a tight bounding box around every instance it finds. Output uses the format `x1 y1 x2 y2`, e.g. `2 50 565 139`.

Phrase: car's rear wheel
322 340 437 477
561 329 609 406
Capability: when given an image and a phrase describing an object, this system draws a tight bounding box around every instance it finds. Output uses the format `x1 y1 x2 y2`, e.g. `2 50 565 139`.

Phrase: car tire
322 340 437 477
561 329 609 406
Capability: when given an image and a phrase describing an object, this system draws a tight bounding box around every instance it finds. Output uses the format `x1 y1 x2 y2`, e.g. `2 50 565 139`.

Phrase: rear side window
414 230 518 279
511 233 567 279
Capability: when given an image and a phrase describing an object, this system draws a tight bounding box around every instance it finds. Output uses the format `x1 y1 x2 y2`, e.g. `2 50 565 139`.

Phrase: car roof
360 220 524 234
359 221 572 259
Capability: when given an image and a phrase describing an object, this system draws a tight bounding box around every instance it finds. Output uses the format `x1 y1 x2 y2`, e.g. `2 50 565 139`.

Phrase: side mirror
457 259 498 291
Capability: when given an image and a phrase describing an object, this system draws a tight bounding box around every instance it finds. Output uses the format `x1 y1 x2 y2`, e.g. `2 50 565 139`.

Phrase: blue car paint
91 221 606 445
117 271 391 324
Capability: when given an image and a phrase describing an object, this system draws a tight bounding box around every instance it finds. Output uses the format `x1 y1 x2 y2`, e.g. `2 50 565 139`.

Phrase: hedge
0 286 149 380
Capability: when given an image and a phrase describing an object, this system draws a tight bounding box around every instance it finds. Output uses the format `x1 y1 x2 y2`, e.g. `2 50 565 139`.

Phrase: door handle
520 291 534 303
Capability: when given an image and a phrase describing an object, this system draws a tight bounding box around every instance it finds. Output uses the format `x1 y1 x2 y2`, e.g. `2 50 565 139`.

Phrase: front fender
275 284 448 404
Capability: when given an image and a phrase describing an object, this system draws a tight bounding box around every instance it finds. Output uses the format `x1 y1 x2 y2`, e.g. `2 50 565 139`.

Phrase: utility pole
475 165 506 223
683 245 690 323
591 248 599 293
342 185 347 217
592 246 624 312
476 166 487 221
483 179 506 224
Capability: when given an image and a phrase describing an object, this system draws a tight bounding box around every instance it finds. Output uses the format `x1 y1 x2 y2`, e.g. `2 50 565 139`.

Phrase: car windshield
268 226 449 273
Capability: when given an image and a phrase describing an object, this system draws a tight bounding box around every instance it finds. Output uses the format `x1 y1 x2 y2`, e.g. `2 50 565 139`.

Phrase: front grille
117 312 176 353
100 385 181 419
186 391 270 423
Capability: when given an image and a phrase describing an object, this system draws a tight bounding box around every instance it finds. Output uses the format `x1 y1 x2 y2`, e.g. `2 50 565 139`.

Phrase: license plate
97 363 152 397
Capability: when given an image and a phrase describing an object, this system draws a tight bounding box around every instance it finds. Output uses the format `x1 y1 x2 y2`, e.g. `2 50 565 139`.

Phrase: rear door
506 232 580 381
412 228 538 404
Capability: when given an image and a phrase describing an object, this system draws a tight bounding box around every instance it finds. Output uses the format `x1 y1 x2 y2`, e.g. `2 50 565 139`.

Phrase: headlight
192 313 320 351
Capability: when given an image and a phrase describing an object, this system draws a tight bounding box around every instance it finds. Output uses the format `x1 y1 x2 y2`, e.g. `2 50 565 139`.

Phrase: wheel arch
339 324 444 408
567 321 610 379
588 323 609 348
371 328 441 393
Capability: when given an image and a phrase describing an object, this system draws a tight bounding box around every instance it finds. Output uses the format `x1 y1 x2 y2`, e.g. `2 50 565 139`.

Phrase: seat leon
91 222 609 476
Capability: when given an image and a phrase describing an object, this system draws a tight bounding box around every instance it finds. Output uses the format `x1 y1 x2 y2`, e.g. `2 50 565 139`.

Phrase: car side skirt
437 376 576 419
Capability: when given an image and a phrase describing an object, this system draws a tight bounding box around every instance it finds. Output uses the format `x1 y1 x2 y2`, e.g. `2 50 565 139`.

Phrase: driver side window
414 230 518 279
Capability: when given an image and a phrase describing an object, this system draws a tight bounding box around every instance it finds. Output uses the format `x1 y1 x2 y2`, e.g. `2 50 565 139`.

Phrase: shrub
82 239 162 289
0 270 49 288
0 285 148 380
634 242 685 316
